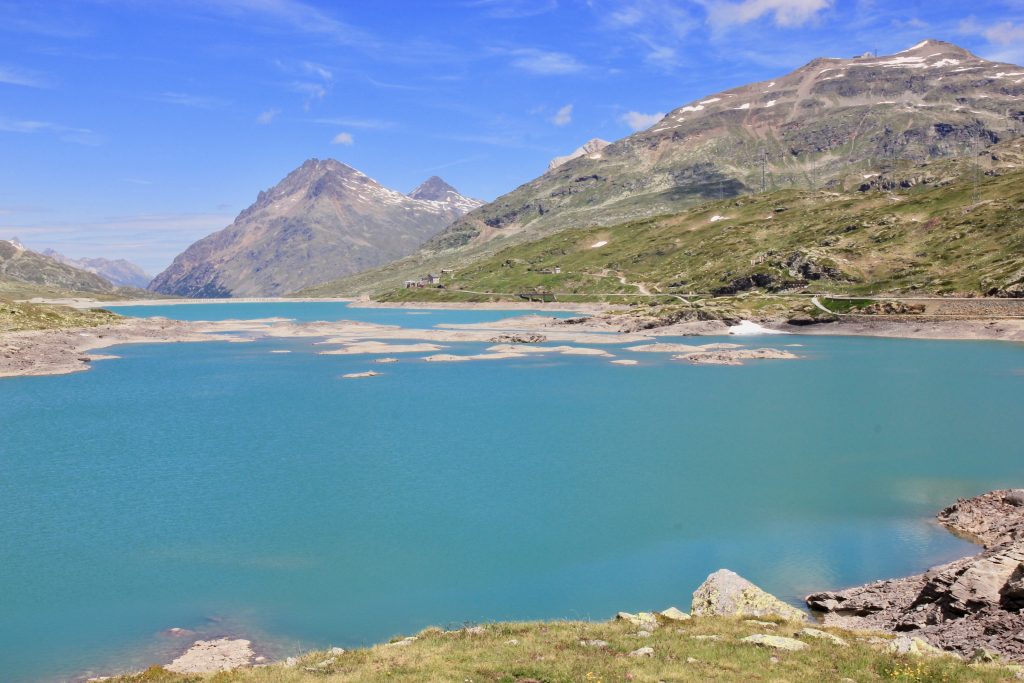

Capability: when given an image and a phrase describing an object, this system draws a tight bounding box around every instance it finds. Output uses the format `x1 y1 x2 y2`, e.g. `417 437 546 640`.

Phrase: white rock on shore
166 638 254 674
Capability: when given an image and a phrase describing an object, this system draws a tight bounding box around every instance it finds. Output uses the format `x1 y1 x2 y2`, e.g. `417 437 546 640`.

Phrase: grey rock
741 634 808 651
887 636 951 658
692 569 807 621
659 606 691 621
627 646 654 657
799 627 847 646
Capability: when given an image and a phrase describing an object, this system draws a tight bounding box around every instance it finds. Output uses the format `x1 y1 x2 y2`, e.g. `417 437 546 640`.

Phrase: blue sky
1 0 1022 273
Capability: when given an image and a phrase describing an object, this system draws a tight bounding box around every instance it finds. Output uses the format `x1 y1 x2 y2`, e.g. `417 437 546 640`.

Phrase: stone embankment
808 489 1024 662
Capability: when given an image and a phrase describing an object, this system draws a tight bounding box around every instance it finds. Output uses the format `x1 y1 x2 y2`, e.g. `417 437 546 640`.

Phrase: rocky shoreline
90 554 1024 680
807 489 1024 662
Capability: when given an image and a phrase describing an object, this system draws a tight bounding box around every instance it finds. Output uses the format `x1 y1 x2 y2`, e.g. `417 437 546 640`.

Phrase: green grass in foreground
105 618 1019 682
0 299 122 332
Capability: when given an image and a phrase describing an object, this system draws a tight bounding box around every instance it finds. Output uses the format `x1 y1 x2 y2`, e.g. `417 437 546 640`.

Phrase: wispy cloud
466 0 559 18
0 65 51 88
592 1 696 70
437 132 527 148
275 59 335 109
620 110 664 130
960 17 1024 63
290 81 328 107
198 0 376 48
314 117 397 130
552 103 573 126
123 178 153 186
421 154 488 172
2 211 236 273
155 92 229 109
704 0 834 31
196 1 460 65
256 108 281 125
0 116 103 145
503 48 585 74
300 60 333 81
331 131 354 145
0 4 93 38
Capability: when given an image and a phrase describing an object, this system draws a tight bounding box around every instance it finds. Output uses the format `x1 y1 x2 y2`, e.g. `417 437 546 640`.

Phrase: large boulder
692 569 807 622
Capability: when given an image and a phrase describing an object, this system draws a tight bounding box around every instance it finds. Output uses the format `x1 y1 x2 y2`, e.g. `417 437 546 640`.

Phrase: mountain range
41 249 151 288
148 162 482 297
1 239 118 297
305 39 1024 297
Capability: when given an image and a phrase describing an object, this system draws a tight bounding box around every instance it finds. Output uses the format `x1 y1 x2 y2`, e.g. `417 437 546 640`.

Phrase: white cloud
291 82 328 105
505 48 584 74
620 110 665 131
984 21 1024 45
641 40 680 69
314 117 396 130
468 0 559 18
331 132 354 145
0 116 102 145
155 92 229 109
959 17 1024 64
0 65 50 88
256 108 280 125
706 0 833 30
300 60 333 81
3 211 236 273
592 1 696 70
552 103 573 126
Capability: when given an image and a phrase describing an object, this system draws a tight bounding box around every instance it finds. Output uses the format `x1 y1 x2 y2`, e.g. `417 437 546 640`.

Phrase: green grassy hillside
0 299 121 332
103 617 1018 683
364 157 1024 305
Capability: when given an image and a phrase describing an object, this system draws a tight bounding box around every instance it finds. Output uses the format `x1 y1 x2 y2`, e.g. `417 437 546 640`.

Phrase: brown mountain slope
306 40 1024 297
149 161 480 297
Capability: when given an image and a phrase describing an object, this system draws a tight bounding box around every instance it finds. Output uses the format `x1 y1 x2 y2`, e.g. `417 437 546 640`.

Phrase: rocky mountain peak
895 39 974 57
150 158 485 297
409 176 459 202
548 138 611 171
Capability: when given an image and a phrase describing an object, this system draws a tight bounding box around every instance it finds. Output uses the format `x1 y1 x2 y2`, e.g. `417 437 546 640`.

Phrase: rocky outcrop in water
807 489 1024 661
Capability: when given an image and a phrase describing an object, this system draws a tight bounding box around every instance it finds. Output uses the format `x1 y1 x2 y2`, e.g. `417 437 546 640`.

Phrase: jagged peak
549 138 611 171
409 176 460 201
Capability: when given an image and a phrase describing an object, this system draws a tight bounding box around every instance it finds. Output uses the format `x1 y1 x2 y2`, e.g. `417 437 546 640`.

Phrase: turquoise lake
2 303 1023 682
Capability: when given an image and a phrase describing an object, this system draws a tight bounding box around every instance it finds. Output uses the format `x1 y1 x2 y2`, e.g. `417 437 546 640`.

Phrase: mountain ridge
303 38 1024 297
41 249 151 288
1 240 118 296
149 160 480 297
